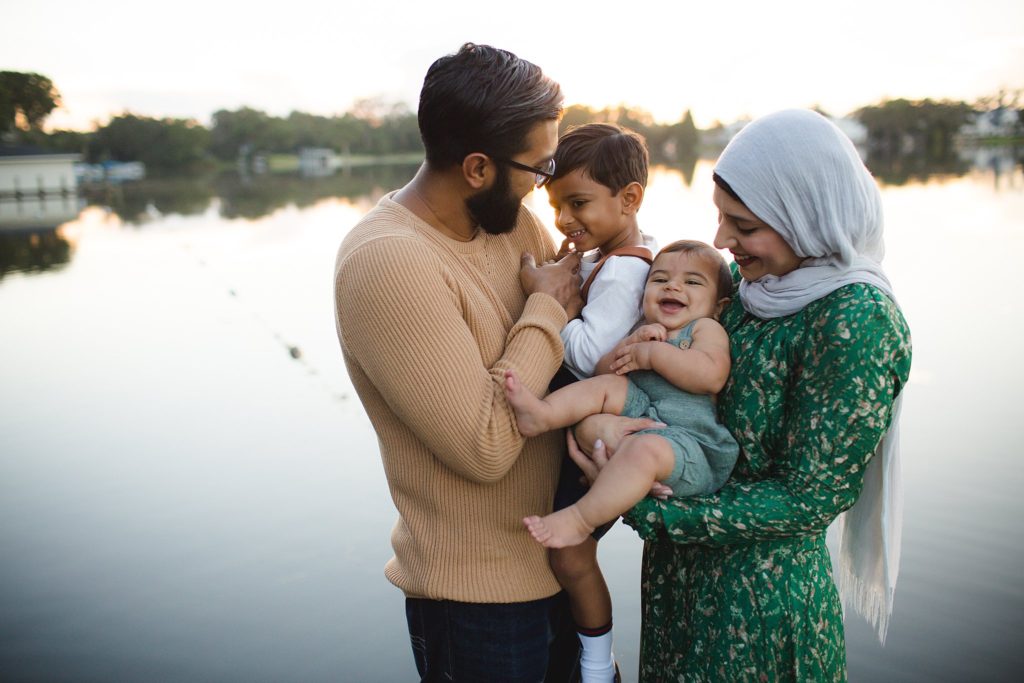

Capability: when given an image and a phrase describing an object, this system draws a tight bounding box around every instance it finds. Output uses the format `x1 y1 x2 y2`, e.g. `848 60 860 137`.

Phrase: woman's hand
569 414 671 498
567 430 674 500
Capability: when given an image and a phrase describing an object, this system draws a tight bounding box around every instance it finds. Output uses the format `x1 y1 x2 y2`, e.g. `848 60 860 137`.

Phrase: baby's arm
611 318 730 395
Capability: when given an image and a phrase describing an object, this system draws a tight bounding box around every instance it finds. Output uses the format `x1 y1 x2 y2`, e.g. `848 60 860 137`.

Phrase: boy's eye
572 200 586 208
686 279 703 286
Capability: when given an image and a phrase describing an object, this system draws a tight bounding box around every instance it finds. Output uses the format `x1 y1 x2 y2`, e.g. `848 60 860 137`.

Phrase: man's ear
462 153 491 190
619 181 645 215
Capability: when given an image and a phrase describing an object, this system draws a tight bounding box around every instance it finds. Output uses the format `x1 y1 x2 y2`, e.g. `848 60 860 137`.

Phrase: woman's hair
655 240 733 301
712 171 742 204
549 123 649 194
417 43 563 169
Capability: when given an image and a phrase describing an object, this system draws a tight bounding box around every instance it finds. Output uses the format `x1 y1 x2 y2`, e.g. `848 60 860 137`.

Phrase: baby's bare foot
504 369 550 437
522 506 594 548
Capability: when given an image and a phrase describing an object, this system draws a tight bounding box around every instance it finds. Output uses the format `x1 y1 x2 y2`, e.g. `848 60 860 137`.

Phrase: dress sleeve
623 291 911 545
560 256 647 377
336 235 567 484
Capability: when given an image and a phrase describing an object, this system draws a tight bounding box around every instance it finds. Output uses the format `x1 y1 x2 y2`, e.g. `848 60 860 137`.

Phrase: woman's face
712 185 803 281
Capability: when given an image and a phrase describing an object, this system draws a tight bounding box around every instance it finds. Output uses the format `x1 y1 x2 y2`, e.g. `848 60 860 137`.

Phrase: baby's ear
714 297 731 319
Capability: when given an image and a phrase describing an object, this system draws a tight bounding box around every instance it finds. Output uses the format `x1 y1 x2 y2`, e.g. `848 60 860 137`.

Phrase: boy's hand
520 251 582 318
555 237 577 259
611 341 659 375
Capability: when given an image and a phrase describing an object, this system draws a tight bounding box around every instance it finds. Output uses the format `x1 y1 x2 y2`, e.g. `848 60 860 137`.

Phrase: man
334 43 583 681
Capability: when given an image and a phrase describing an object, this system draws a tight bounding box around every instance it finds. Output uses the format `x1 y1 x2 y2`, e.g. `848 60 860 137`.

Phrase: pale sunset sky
3 0 1022 131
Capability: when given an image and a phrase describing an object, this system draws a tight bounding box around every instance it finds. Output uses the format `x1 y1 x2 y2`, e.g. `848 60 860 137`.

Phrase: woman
573 109 911 681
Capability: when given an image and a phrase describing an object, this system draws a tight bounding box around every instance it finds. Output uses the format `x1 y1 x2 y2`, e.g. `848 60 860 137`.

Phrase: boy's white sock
578 628 616 683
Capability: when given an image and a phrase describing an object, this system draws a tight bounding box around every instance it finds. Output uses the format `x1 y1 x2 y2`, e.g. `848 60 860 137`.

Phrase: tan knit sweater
334 193 568 603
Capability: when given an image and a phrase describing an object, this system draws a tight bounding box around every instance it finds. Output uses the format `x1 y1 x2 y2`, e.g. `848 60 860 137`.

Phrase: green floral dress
622 280 912 682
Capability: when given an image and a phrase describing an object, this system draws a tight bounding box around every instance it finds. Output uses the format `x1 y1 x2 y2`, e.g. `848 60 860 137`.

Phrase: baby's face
642 251 723 333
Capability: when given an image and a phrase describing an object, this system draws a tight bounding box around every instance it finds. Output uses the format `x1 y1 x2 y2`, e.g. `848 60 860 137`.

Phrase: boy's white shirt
560 233 657 379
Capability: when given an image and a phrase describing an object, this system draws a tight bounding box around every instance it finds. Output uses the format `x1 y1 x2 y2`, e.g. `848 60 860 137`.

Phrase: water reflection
0 227 73 279
78 163 422 225
0 149 1020 282
0 195 83 279
1 156 1023 682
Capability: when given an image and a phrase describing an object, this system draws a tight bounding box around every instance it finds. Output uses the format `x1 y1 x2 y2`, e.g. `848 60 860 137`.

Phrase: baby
506 240 740 548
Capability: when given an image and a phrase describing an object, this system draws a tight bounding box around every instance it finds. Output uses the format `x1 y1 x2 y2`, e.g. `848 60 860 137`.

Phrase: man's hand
520 251 583 318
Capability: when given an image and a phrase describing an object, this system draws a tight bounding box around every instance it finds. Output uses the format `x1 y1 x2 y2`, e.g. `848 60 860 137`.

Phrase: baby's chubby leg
524 434 676 548
503 369 629 438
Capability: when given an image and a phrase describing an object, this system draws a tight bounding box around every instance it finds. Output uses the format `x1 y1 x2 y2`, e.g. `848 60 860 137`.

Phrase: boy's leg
525 434 675 548
504 370 628 437
551 542 618 683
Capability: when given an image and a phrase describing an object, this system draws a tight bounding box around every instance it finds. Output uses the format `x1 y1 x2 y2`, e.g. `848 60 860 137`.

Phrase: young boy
507 241 740 547
541 123 657 683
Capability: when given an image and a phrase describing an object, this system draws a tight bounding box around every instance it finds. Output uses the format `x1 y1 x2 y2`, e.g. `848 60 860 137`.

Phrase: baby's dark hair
549 123 648 194
655 240 733 302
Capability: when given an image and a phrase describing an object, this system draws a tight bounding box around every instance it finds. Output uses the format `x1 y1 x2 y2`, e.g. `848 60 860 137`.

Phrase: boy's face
545 169 637 254
642 251 725 333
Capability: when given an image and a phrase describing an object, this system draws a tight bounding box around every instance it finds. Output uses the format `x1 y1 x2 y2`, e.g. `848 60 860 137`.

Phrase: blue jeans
405 592 579 682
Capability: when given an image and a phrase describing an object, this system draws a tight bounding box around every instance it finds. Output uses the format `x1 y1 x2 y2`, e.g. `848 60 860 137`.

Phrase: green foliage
90 114 210 170
207 103 423 160
855 98 975 157
0 71 61 134
557 105 700 164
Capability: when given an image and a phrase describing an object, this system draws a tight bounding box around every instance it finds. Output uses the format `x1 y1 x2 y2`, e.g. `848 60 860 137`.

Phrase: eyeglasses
492 156 556 188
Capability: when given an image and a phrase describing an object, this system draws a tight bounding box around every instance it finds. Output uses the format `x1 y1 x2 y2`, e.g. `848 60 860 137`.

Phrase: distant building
75 160 146 184
0 146 80 199
298 147 340 177
960 107 1022 139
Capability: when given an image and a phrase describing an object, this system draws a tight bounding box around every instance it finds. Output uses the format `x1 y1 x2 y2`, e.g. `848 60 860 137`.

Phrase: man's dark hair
418 43 563 168
656 240 734 302
550 123 648 194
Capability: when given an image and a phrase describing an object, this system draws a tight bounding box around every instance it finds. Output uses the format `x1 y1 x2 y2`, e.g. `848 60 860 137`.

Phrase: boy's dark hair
418 43 563 168
655 240 734 301
549 123 648 194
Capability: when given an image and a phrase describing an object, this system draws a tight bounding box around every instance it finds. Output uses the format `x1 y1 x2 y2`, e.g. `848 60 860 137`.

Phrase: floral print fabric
623 281 912 682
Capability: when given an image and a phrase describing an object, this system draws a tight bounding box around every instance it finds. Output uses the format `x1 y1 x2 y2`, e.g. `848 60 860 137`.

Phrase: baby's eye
686 279 703 286
651 277 667 283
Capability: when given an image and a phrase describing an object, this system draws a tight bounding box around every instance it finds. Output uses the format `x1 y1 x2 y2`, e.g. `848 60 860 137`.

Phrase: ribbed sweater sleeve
338 242 564 482
335 197 570 602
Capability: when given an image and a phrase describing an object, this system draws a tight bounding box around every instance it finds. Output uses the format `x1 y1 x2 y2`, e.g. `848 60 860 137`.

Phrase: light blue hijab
715 108 894 319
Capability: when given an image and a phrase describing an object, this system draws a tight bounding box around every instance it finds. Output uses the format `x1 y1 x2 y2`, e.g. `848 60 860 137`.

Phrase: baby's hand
632 323 667 343
611 341 658 375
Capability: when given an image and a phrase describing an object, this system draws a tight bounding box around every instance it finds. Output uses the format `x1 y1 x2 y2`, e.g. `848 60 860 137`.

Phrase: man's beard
465 165 522 235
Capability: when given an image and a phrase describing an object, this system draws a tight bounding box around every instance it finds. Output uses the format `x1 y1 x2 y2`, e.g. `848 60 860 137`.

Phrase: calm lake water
2 149 1023 682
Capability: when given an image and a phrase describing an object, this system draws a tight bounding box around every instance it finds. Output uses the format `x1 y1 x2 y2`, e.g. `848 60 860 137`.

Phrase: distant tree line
2 70 1020 174
855 98 977 157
